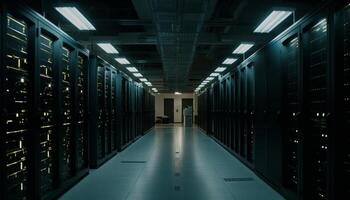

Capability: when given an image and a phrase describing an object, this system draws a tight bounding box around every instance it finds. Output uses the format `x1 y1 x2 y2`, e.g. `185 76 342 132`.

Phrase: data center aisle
60 124 284 200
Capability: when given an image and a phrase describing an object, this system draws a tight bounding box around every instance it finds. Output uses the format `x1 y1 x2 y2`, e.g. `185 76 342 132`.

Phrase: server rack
0 2 89 199
89 56 119 168
142 89 155 133
302 18 331 200
340 5 350 197
281 35 302 199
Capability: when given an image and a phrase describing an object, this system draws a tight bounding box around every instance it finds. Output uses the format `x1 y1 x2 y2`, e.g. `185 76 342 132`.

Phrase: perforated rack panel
3 14 30 200
343 5 350 196
61 46 73 181
304 19 329 200
283 37 300 192
76 54 88 170
38 34 55 195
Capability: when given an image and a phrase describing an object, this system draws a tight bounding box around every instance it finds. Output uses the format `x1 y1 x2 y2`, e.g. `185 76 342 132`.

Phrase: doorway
164 98 174 123
181 98 193 123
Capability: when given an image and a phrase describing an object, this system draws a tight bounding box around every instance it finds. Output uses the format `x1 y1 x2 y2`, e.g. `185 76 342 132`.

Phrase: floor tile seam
123 131 160 200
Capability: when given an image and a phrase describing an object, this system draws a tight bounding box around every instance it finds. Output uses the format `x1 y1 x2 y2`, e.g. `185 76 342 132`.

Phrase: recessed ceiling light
254 11 293 33
145 82 152 86
232 43 254 54
126 67 138 72
214 67 226 72
174 92 182 95
115 58 130 65
133 73 143 77
206 77 214 81
210 73 220 77
97 43 119 54
222 58 237 65
140 78 147 82
55 7 96 30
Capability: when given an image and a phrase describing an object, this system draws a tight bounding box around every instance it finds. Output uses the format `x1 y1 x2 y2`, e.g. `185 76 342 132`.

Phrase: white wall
155 93 197 123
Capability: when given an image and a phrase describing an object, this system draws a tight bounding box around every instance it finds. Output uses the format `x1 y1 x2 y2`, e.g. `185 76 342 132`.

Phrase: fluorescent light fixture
126 67 138 72
174 92 182 95
210 73 220 77
206 77 214 81
55 7 96 30
222 58 237 65
133 73 143 77
215 67 226 72
115 58 130 65
97 43 119 54
202 81 209 83
254 11 292 33
145 82 152 86
233 43 254 54
140 78 148 82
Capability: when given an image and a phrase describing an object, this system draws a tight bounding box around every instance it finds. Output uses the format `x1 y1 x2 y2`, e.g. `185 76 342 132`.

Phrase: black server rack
302 18 330 200
342 5 350 197
1 13 32 200
142 89 155 133
246 64 255 163
110 70 118 152
89 56 119 168
1 2 89 200
234 71 240 153
282 35 302 198
239 68 247 158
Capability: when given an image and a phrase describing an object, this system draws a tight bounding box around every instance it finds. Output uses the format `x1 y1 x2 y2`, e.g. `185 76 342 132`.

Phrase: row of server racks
89 56 152 168
197 2 349 200
0 3 155 200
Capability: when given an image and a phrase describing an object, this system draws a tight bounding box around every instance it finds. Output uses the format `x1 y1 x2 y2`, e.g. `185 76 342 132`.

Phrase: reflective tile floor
60 124 285 200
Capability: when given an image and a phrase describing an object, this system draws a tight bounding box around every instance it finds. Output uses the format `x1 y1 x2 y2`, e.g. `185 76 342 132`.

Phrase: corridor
60 125 284 200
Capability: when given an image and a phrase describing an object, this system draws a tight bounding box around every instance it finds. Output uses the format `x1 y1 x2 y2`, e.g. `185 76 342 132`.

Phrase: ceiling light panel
97 43 119 54
115 58 130 65
254 11 293 33
215 67 227 72
126 67 138 72
206 77 214 81
210 73 220 77
145 82 152 86
232 43 254 54
55 7 96 30
133 73 143 77
222 58 237 65
140 78 148 82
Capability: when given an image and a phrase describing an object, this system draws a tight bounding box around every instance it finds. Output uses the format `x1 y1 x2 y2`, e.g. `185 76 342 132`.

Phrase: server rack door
302 18 330 200
234 72 240 153
97 63 105 159
104 67 111 154
282 35 302 197
253 54 268 176
240 68 247 158
75 54 88 171
2 13 34 200
230 75 236 151
38 30 57 196
111 70 117 151
227 77 232 150
246 64 255 163
60 44 74 182
343 5 350 197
